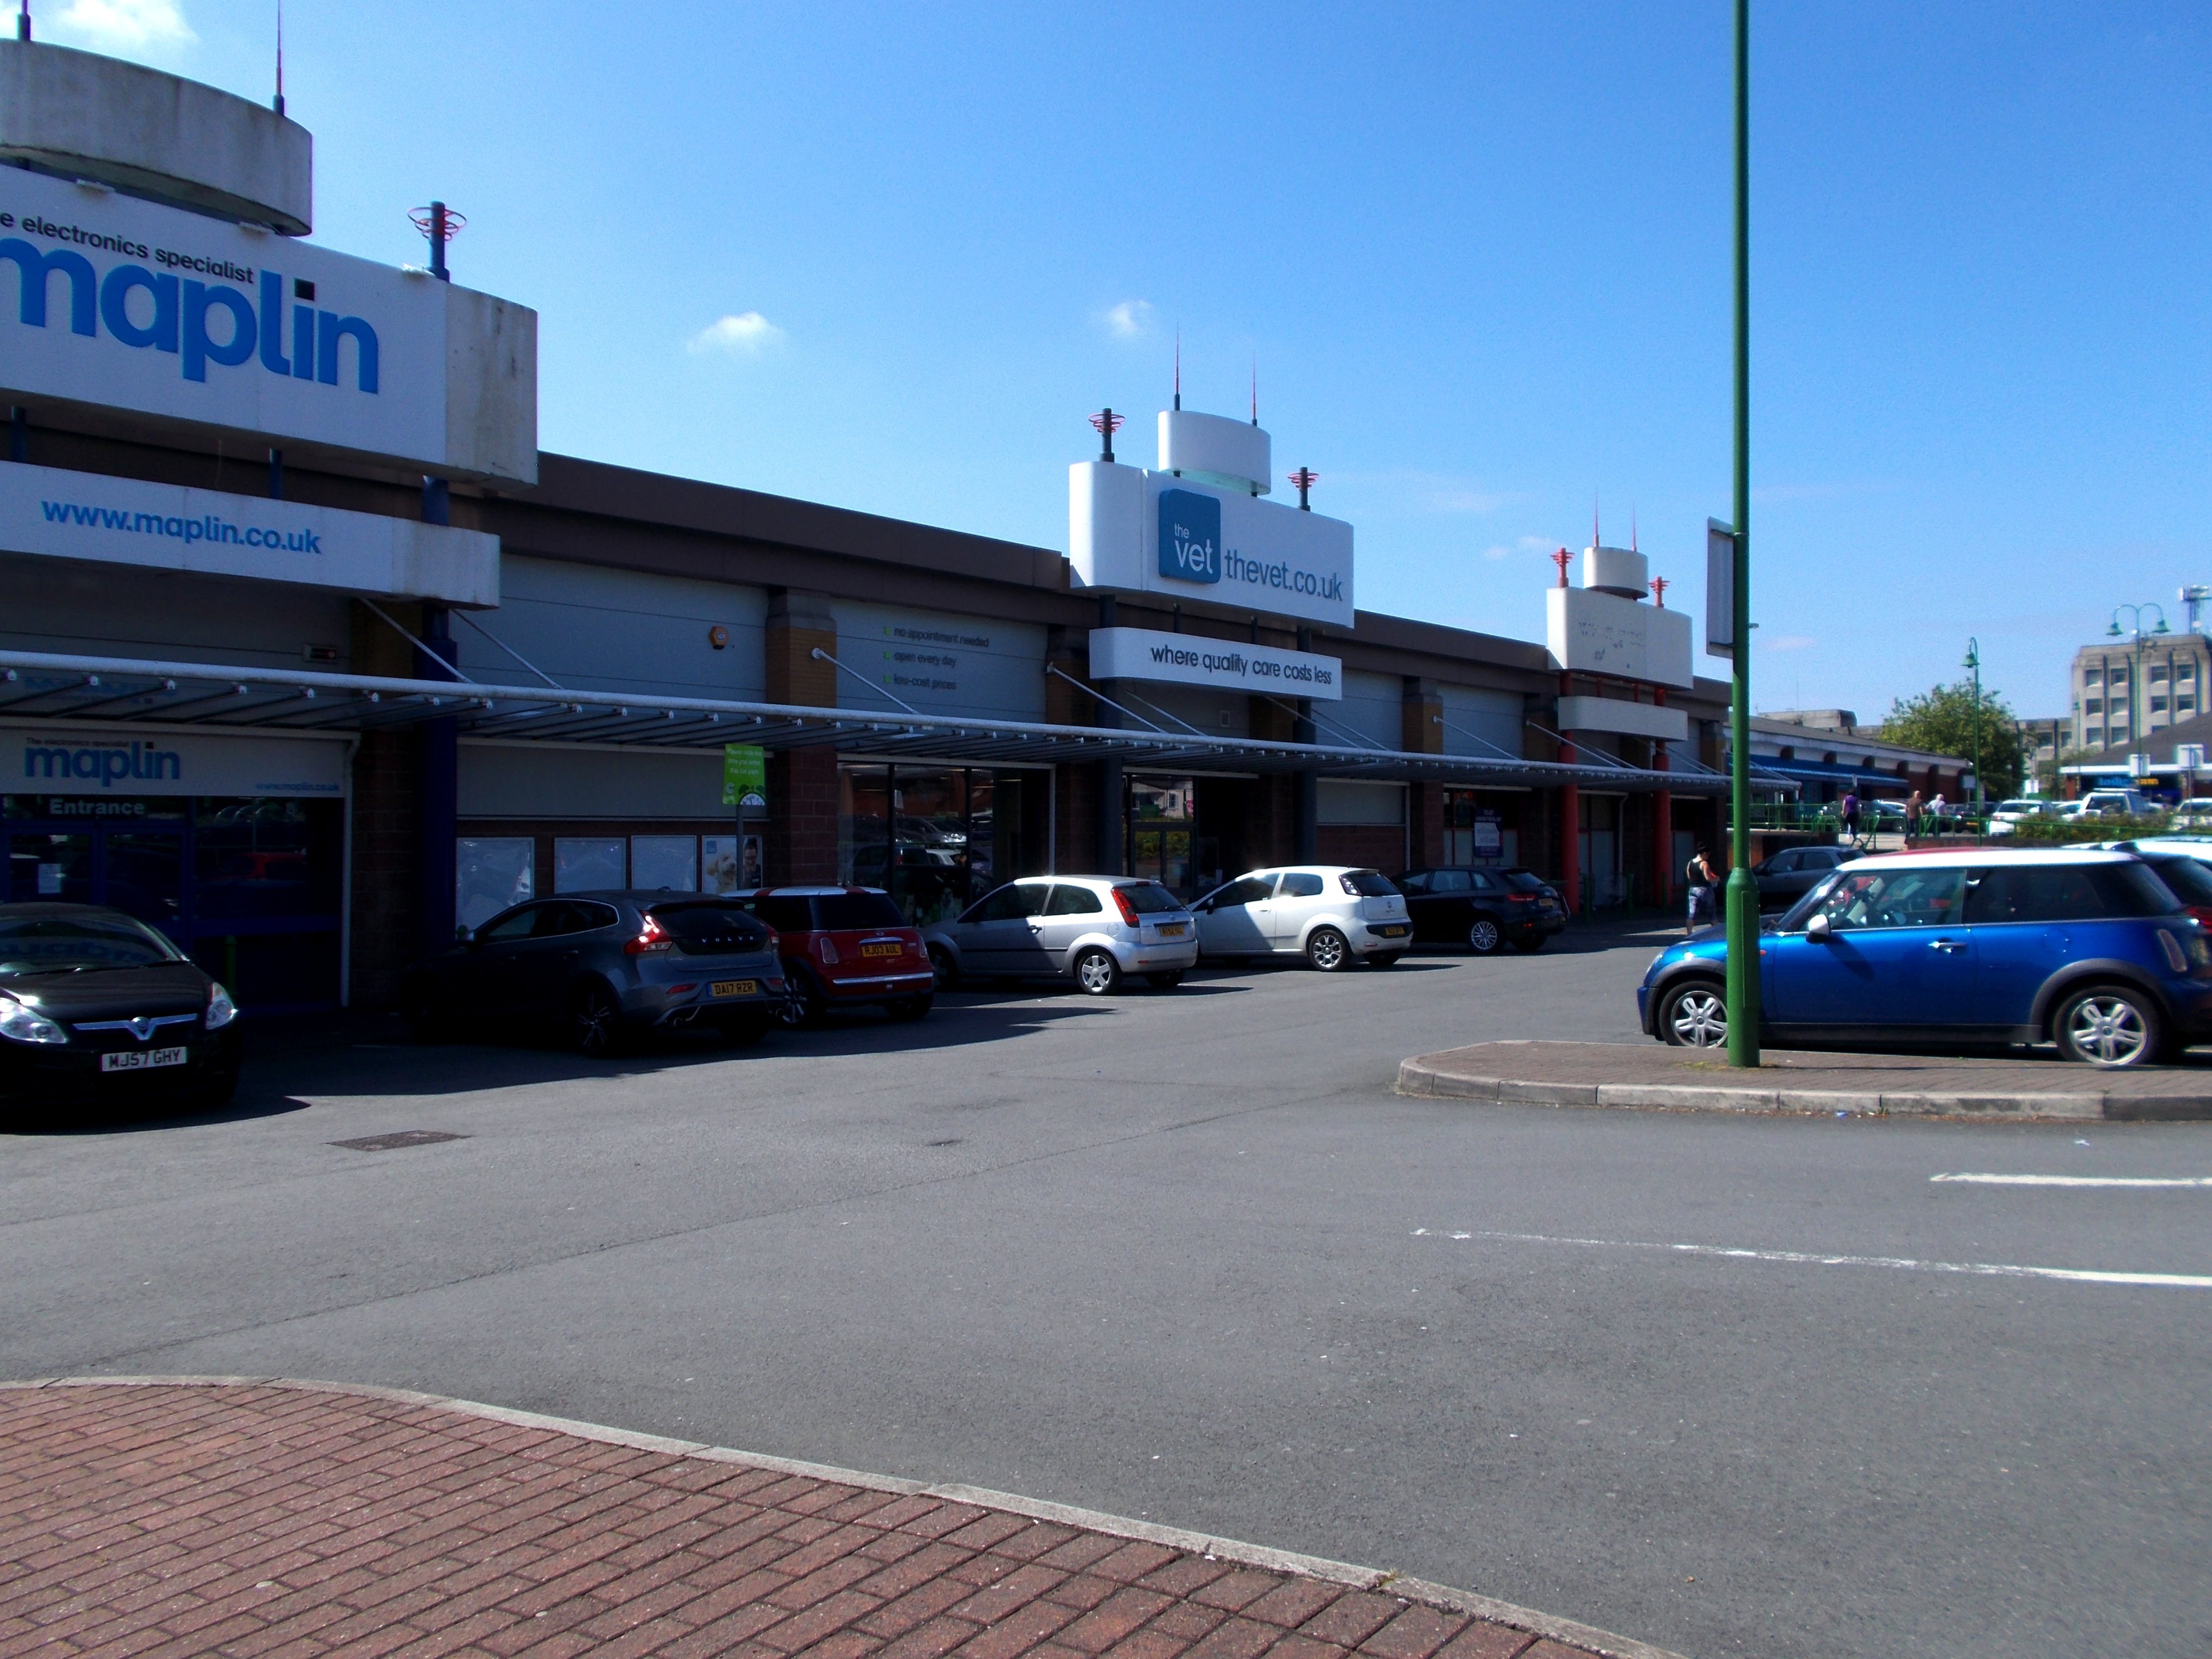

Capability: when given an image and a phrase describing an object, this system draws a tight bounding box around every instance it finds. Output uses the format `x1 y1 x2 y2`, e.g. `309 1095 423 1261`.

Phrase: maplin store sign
0 167 535 482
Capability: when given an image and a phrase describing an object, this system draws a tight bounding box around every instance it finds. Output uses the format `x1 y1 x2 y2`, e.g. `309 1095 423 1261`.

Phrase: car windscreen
812 892 906 930
1115 882 1182 914
647 903 772 950
0 912 181 974
1340 871 1398 897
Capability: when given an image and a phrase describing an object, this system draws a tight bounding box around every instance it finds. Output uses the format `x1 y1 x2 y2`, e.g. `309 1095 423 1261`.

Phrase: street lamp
2106 603 2169 760
1963 639 1983 822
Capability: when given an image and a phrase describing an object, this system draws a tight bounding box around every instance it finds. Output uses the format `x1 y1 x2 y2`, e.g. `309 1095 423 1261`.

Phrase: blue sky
47 1 2212 722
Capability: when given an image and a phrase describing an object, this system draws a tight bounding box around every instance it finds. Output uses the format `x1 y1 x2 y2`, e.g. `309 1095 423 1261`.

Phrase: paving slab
0 1378 1684 1659
1396 1040 2212 1121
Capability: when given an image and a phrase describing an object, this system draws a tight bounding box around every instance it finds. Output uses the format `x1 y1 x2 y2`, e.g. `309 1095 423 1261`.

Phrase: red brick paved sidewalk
0 1381 1675 1659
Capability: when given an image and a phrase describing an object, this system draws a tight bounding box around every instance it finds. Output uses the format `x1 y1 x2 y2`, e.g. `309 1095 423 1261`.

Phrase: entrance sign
0 168 535 482
0 460 498 606
6 724 347 796
1088 626 1343 700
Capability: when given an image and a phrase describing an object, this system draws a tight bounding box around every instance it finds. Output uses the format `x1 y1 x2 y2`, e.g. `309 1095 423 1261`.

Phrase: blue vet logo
1157 489 1221 585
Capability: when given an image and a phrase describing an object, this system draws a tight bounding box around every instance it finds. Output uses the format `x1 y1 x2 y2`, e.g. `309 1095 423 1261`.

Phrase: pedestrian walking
1840 789 1862 848
1906 788 1924 842
1930 792 1947 835
1685 846 1718 934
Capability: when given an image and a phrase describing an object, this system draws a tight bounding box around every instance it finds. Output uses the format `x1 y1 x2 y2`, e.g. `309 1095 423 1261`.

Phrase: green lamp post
1723 0 1761 1067
1964 638 1983 823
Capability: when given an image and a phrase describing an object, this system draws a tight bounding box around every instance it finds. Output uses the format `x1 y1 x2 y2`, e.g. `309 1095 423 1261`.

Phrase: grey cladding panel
454 557 768 700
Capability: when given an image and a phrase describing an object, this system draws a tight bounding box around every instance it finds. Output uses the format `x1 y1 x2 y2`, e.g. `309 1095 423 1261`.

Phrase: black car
1393 866 1567 954
0 903 242 1114
402 892 786 1056
1751 844 1856 912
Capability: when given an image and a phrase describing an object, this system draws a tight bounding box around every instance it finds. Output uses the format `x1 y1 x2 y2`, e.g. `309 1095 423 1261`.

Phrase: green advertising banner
722 744 767 809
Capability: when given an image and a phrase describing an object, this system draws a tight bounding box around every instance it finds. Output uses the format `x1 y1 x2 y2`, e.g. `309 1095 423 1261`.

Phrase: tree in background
1886 680 2025 799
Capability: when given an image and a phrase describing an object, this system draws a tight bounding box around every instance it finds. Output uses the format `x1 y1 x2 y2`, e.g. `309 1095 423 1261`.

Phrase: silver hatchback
922 876 1198 994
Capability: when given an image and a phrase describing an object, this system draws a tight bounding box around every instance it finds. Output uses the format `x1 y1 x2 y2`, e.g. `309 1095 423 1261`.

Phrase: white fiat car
1192 866 1412 970
922 875 1198 995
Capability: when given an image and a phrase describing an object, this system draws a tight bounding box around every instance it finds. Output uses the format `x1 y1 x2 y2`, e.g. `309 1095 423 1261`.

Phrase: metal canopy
0 649 1727 794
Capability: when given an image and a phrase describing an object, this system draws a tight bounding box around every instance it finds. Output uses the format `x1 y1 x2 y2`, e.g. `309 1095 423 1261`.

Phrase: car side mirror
1806 913 1833 938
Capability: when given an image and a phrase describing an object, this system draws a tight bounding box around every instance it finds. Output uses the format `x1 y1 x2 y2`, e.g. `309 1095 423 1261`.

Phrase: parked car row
0 861 1563 1109
1640 846 2212 1068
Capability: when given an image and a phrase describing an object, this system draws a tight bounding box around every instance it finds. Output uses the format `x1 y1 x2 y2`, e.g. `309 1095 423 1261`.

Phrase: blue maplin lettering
38 497 324 553
23 740 181 787
1157 489 1222 585
0 244 379 393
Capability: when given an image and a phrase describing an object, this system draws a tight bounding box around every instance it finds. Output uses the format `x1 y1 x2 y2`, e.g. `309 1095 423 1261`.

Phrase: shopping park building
0 40 1748 1011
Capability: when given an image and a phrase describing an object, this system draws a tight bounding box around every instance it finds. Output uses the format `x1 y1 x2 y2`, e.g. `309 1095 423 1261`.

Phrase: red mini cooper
738 887 934 1026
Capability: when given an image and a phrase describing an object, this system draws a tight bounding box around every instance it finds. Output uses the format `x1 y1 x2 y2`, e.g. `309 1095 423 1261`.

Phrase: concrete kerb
0 1373 1691 1659
1395 1048 2211 1123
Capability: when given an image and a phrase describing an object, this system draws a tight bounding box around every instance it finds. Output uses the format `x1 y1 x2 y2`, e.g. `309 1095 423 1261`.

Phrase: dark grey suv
402 892 786 1055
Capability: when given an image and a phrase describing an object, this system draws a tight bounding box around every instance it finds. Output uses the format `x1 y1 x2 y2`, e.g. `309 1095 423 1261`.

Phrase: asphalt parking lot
4 922 2209 1659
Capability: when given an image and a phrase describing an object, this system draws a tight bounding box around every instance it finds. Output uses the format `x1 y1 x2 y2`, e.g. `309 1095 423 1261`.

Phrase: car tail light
1111 886 1141 926
1506 892 1536 904
818 937 841 964
625 915 672 955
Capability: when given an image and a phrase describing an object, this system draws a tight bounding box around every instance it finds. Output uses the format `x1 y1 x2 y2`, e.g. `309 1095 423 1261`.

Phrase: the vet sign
1158 489 1221 584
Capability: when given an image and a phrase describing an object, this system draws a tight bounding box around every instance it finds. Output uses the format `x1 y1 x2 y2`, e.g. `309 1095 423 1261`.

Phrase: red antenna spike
1552 547 1573 589
1631 508 1638 554
1173 329 1181 411
1649 575 1669 608
1250 355 1257 425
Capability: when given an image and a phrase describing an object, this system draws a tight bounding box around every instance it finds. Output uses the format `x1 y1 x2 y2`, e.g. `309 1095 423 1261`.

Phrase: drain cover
329 1131 469 1152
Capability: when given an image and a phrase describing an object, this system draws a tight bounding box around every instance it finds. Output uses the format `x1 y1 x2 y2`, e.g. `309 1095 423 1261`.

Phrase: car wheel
1511 937 1545 954
1306 927 1351 972
1073 948 1122 995
570 983 626 1058
888 991 934 1020
2054 983 2164 1068
1466 917 1503 955
928 944 960 991
1146 970 1185 990
1657 979 1728 1048
1368 953 1404 969
778 967 825 1030
721 1011 771 1048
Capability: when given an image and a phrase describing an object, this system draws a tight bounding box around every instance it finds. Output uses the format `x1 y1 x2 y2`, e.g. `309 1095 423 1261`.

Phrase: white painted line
1930 1172 2212 1188
1411 1228 2212 1289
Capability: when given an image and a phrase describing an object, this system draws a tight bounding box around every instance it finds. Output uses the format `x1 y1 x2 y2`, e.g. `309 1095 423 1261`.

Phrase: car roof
751 886 887 897
1840 848 2141 869
0 901 151 923
1009 873 1158 886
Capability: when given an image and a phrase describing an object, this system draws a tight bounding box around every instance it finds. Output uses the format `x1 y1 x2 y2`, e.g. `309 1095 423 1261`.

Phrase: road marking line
1930 1173 2212 1188
1410 1228 2212 1289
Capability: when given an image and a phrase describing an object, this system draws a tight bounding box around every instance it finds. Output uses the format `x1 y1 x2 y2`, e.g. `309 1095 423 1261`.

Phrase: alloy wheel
1075 949 1120 995
571 987 621 1057
1307 928 1349 971
1666 985 1727 1047
1468 918 1501 955
2062 993 2151 1067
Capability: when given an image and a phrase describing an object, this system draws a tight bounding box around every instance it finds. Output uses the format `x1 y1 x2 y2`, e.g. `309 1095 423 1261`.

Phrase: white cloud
1761 634 1818 652
1101 300 1153 340
1484 534 1558 561
687 312 785 355
50 0 194 49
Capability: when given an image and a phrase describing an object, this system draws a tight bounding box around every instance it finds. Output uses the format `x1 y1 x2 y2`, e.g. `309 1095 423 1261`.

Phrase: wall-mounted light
708 625 729 651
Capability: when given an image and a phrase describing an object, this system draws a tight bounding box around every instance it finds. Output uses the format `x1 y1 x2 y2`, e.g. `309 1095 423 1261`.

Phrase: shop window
1442 790 1517 867
631 834 699 892
457 837 535 930
839 765 1045 924
703 833 763 894
555 837 625 893
1317 781 1406 826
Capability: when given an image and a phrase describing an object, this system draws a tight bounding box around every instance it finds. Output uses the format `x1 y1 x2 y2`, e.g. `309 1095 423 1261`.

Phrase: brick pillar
347 601 424 1007
1407 783 1446 870
1401 678 1444 754
1650 689 1672 910
765 592 839 882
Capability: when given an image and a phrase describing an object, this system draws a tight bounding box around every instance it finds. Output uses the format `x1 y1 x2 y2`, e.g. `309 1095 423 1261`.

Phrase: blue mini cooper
1637 849 2212 1068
